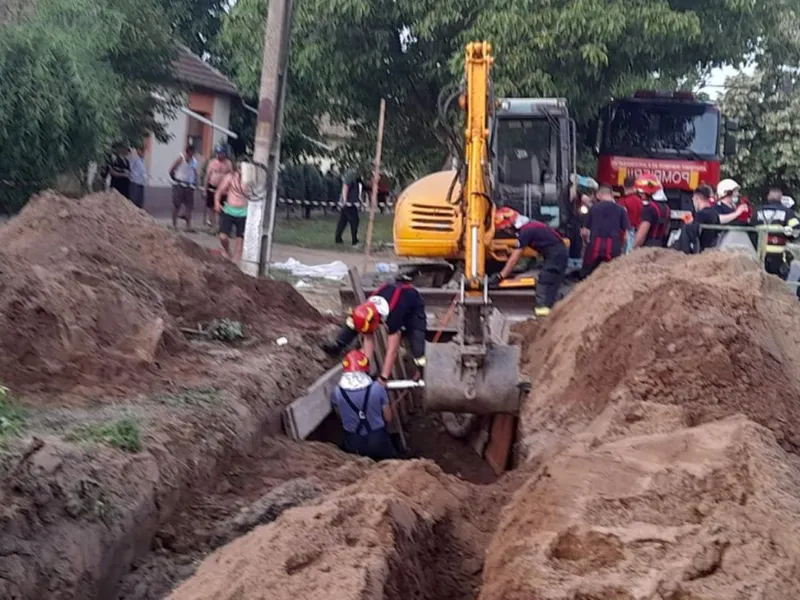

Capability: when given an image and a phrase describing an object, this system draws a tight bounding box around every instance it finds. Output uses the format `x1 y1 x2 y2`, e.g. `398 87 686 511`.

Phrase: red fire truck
592 90 738 222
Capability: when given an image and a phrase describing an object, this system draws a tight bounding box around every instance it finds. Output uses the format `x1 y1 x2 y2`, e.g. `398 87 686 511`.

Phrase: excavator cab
492 98 574 230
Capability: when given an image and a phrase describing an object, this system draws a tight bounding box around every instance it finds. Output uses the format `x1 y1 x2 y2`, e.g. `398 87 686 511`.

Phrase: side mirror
725 119 739 132
723 134 737 157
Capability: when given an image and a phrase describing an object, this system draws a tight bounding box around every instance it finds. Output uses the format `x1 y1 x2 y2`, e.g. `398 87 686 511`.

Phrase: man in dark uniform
632 173 671 249
580 184 629 278
323 278 427 384
752 188 800 281
490 207 568 317
335 169 362 245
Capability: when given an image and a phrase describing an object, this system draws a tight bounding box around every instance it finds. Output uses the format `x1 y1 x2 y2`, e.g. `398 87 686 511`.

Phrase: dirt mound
0 191 324 390
168 460 504 600
516 249 800 460
480 415 800 599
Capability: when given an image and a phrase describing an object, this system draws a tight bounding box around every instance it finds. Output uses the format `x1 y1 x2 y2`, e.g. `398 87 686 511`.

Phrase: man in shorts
169 145 198 232
214 163 250 263
204 145 233 231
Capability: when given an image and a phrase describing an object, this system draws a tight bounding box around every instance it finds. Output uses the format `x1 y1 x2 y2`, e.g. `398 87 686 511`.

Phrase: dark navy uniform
516 221 568 309
580 201 629 278
752 202 800 281
640 201 671 247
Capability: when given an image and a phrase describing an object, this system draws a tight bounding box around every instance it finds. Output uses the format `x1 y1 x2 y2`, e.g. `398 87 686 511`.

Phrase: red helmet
351 301 381 334
495 206 520 230
342 349 370 373
634 173 666 201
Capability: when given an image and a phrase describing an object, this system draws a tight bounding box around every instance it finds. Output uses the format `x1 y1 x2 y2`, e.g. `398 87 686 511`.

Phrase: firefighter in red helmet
632 173 671 249
323 276 427 384
331 349 397 460
490 206 569 317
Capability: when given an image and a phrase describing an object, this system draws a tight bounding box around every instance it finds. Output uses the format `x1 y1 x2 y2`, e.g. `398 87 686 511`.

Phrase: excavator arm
422 42 525 416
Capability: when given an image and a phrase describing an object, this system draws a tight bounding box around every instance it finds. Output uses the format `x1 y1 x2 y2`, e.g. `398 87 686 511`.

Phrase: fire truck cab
591 90 738 223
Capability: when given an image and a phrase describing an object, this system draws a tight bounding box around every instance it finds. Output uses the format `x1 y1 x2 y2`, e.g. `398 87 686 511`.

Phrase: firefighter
632 174 671 249
489 207 569 317
579 183 630 279
752 188 800 281
714 179 741 216
331 349 398 460
323 278 427 385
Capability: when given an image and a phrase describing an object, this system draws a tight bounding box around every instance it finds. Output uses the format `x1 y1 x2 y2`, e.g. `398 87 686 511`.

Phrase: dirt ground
6 190 800 599
169 249 800 600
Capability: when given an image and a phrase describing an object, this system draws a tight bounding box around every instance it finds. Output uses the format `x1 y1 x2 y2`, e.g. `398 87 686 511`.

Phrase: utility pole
241 0 294 277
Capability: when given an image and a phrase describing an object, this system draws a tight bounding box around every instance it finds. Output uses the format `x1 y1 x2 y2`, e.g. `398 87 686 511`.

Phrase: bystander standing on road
108 143 131 199
203 145 233 231
214 162 251 264
169 145 198 232
128 145 147 209
335 169 362 246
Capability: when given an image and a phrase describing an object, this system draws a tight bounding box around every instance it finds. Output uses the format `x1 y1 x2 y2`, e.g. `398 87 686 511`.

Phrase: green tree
0 0 179 212
216 0 323 162
158 0 227 56
720 69 800 199
221 0 800 185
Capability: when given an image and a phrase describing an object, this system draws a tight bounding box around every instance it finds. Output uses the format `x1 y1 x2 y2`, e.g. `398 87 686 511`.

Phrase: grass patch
272 212 394 250
156 386 222 408
69 418 143 453
0 385 27 440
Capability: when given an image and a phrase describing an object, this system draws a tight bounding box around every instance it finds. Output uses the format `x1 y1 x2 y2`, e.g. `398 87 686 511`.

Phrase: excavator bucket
423 342 522 414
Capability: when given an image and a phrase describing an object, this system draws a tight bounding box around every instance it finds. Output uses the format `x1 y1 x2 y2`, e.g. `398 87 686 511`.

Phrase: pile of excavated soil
477 249 800 598
515 249 800 460
168 460 517 600
0 191 324 390
481 415 800 599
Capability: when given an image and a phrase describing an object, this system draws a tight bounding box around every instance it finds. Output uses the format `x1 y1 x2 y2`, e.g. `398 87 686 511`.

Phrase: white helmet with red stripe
366 295 389 319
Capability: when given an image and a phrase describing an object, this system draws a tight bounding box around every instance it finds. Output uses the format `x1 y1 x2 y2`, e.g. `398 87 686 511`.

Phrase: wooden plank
282 365 342 440
484 414 516 475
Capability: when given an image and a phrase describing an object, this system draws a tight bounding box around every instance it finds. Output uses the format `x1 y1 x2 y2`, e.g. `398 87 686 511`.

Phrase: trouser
580 236 622 280
625 228 635 254
764 252 792 280
536 244 569 309
335 206 359 244
343 429 398 461
129 183 145 209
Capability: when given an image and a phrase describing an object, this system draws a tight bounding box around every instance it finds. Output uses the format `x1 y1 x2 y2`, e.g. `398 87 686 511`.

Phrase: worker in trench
330 349 398 460
489 207 569 317
322 275 427 385
579 183 630 279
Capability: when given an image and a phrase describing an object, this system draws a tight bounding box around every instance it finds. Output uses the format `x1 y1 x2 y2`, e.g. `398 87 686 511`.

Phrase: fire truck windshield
601 100 720 159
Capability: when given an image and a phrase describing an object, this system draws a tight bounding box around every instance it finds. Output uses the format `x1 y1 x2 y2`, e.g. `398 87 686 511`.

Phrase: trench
114 382 511 600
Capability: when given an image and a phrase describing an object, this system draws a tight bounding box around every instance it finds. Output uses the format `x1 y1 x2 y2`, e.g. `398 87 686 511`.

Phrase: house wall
143 92 234 218
212 95 232 150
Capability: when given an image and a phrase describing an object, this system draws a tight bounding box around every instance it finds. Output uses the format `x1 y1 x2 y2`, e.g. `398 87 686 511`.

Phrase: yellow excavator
391 41 577 417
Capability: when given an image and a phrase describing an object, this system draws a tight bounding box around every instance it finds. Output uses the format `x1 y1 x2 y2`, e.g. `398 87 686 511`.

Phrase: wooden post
363 99 387 271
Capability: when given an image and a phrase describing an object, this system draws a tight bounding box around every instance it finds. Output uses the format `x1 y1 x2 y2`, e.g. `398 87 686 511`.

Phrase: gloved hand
488 273 504 287
784 226 799 238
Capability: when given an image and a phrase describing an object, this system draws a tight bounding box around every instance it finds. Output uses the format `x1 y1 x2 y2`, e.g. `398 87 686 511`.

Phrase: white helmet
782 195 795 208
367 295 390 319
717 178 740 199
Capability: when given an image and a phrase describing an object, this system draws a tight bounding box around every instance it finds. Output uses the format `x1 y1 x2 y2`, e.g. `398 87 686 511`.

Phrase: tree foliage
216 0 323 161
221 0 800 184
159 0 227 56
0 0 178 212
720 69 800 199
